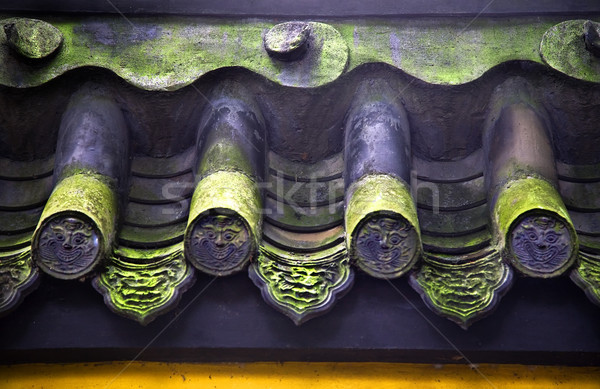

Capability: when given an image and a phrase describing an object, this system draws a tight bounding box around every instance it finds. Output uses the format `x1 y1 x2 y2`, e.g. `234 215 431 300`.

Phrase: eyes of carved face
545 232 559 244
523 229 559 246
360 217 409 250
205 229 235 240
199 216 244 245
518 216 567 248
51 227 92 249
388 233 402 246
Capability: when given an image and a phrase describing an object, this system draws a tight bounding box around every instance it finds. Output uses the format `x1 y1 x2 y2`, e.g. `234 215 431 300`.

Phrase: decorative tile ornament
93 247 195 325
0 249 39 315
250 241 353 325
0 17 597 327
410 250 513 329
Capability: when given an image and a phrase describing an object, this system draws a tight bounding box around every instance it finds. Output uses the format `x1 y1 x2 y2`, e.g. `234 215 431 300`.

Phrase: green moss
345 174 421 278
421 229 490 251
264 23 309 54
412 251 512 328
186 171 262 249
334 23 394 69
0 16 348 89
493 177 574 246
94 251 193 325
251 242 353 324
114 243 183 262
0 248 38 313
2 18 63 59
345 174 421 250
197 141 255 179
58 164 118 190
0 15 572 89
571 252 600 306
493 177 578 277
334 17 555 85
34 172 118 260
306 22 349 86
540 20 600 83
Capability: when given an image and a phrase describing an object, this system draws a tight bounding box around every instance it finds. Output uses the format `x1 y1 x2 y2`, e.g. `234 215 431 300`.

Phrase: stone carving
188 214 252 275
0 250 38 314
410 250 513 328
353 216 418 277
93 250 194 325
2 17 63 60
250 243 353 325
570 251 600 307
540 19 600 83
37 217 100 276
510 215 572 275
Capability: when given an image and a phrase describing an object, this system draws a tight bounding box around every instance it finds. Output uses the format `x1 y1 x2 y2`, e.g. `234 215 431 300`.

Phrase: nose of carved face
215 233 225 247
62 234 72 249
380 240 390 250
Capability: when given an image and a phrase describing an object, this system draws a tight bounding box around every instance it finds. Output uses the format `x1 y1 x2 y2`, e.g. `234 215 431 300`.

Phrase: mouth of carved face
523 242 560 264
50 241 84 263
197 238 237 260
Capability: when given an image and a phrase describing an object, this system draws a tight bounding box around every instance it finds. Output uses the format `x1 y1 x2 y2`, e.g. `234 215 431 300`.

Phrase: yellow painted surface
1 362 599 389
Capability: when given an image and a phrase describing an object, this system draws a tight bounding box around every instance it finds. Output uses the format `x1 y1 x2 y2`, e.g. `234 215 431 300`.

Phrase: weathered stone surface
93 248 195 325
0 16 563 89
571 251 600 308
249 241 353 325
0 249 38 316
410 250 513 329
2 17 63 59
264 21 311 61
0 15 598 327
541 19 600 83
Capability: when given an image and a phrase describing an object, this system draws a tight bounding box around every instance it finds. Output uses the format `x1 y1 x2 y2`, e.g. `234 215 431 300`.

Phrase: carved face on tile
189 214 251 275
511 215 572 275
354 215 418 277
37 217 100 276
